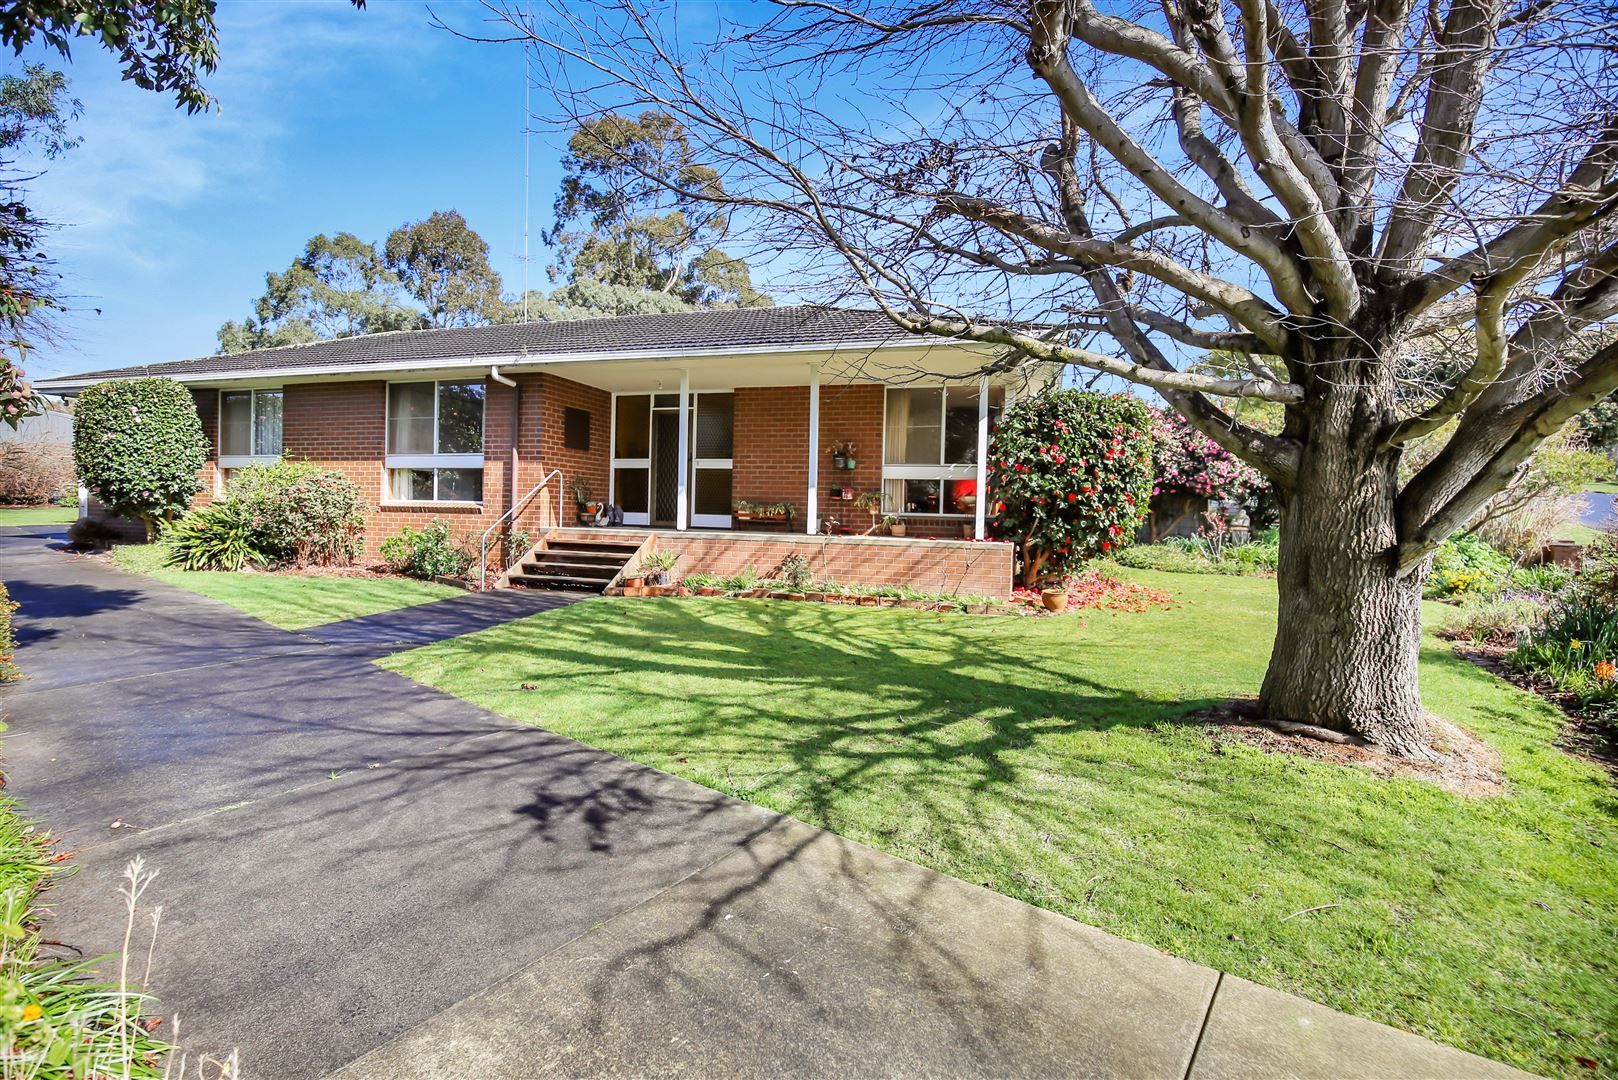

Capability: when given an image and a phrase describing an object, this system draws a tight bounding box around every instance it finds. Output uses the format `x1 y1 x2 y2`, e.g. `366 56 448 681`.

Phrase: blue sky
16 0 567 379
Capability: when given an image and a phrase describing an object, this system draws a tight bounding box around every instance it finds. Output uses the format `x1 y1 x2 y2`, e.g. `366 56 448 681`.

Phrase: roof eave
33 336 994 393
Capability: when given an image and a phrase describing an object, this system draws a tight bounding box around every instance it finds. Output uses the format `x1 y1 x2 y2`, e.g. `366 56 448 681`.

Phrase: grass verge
108 543 463 630
382 569 1617 1077
0 506 76 527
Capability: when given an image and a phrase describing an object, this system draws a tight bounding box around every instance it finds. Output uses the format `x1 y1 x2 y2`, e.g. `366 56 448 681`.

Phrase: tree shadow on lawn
375 597 1618 1077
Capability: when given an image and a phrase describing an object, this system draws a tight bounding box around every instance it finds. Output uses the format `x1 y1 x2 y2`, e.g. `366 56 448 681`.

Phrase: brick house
38 307 1049 599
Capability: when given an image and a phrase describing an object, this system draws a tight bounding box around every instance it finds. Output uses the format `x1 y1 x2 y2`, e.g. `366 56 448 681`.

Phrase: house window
385 380 485 503
882 385 1003 515
218 389 283 481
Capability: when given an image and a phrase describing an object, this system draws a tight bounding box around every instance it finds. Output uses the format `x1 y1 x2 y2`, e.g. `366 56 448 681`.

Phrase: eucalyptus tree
475 0 1617 755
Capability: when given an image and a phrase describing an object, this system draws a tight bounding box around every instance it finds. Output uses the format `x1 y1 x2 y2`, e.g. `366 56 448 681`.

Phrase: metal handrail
478 468 563 591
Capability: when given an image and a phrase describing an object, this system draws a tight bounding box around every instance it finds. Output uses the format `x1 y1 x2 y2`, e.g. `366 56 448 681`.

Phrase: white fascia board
35 337 988 393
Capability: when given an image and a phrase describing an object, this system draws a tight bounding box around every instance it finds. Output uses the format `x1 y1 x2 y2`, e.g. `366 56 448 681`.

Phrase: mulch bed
1452 643 1618 778
1190 700 1506 798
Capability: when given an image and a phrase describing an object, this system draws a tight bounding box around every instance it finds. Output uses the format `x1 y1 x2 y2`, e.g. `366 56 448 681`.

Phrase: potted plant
855 490 883 531
1039 585 1068 613
638 549 681 587
570 478 600 524
883 515 906 538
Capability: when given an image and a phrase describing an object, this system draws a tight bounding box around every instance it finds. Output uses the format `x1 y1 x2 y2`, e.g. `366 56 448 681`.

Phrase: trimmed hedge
72 378 206 533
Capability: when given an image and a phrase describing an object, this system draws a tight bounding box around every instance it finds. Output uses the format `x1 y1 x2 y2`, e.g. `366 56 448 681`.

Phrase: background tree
0 64 80 427
987 390 1153 586
492 0 1618 755
549 110 769 306
384 209 504 327
0 0 363 410
72 377 206 536
500 278 699 323
218 232 415 353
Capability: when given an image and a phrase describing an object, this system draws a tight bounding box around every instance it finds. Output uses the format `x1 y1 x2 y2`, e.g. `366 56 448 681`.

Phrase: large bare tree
455 0 1618 756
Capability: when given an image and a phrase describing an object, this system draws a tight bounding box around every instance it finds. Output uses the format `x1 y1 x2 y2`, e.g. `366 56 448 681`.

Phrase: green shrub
1444 592 1547 647
777 552 812 592
71 378 206 535
0 580 18 683
224 460 367 567
1112 537 1277 576
1424 533 1510 599
161 501 268 571
380 519 471 580
1510 562 1574 595
1509 593 1618 703
1575 529 1618 606
987 390 1153 587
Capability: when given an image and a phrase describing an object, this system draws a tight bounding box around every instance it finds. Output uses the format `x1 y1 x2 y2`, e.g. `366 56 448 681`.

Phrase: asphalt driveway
0 526 1526 1079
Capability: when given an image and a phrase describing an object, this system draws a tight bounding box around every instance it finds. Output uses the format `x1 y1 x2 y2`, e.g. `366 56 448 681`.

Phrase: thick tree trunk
1257 393 1432 757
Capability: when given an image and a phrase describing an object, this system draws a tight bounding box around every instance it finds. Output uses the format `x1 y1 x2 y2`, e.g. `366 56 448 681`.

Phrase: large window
386 380 485 503
883 385 1003 514
219 389 283 476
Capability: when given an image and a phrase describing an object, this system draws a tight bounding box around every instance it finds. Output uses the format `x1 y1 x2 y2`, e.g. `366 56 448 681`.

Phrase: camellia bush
1148 408 1261 501
72 378 206 536
987 390 1153 587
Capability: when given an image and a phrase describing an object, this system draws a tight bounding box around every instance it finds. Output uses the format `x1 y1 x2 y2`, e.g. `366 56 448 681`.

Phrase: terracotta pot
1040 588 1068 613
622 576 645 589
888 524 907 537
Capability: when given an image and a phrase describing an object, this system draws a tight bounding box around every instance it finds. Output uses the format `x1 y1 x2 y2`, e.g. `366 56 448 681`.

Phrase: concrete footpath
0 526 1528 1078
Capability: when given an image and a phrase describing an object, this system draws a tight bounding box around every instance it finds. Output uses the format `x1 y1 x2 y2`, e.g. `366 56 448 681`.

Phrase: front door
651 410 682 526
611 391 735 528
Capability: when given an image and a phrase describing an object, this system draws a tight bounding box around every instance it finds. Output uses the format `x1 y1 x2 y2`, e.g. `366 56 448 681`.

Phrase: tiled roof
40 305 920 387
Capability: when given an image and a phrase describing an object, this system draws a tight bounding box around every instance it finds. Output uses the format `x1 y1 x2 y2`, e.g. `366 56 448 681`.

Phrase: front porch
488 353 1027 598
525 350 1026 543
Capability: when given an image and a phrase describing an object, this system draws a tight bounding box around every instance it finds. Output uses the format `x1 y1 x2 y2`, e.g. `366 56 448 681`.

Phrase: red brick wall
733 383 887 526
732 385 809 518
190 387 219 506
262 374 612 564
587 530 1013 599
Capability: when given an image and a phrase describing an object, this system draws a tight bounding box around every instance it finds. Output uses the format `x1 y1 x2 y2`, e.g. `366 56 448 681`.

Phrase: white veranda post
975 375 989 540
676 368 690 531
806 364 820 534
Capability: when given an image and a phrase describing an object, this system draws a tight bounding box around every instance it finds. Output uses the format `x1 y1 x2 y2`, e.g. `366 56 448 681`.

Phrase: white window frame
881 385 996 517
384 379 485 505
217 388 284 474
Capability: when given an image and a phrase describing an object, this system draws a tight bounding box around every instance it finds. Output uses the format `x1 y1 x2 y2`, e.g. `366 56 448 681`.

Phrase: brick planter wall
624 531 1014 599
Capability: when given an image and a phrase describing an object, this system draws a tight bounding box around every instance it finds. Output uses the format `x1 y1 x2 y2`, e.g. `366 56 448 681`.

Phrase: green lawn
383 571 1617 1077
0 505 76 526
109 543 463 630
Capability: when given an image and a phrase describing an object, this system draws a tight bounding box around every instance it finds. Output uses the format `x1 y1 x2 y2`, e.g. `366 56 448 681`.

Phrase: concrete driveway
0 526 1526 1079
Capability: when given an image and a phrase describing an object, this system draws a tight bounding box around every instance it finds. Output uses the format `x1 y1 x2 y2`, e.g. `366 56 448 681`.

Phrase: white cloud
14 0 444 270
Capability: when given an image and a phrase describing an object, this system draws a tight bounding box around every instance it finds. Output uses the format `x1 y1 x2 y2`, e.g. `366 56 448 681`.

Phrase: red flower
1102 541 1112 550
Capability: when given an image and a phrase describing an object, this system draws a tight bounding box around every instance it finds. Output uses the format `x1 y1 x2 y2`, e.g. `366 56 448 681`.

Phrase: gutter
32 337 991 394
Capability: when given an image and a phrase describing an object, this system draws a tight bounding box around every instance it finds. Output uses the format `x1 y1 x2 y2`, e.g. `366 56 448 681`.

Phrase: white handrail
479 467 563 591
